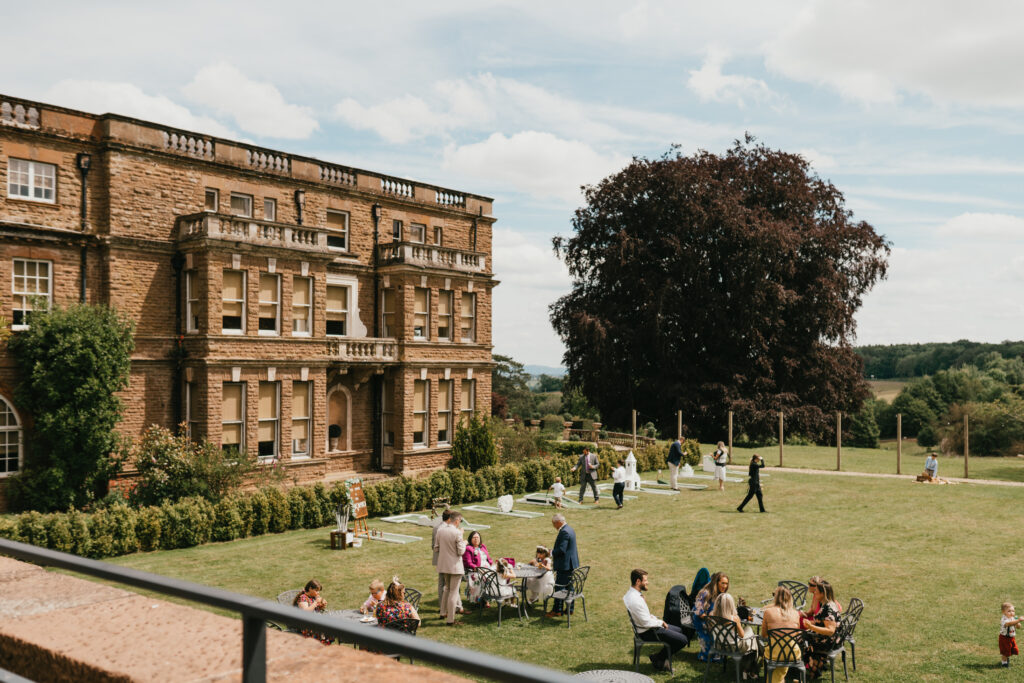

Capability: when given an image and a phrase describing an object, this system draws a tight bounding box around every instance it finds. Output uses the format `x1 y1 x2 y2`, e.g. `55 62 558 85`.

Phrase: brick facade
0 95 495 506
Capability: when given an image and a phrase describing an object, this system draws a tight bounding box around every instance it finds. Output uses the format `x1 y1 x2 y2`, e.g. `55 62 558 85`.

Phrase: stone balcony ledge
177 212 330 254
328 337 398 363
379 241 487 274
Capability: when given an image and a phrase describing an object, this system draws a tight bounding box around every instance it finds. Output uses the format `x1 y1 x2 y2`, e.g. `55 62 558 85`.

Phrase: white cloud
43 80 235 138
766 1 1024 108
845 187 1019 210
798 148 837 172
935 212 1024 242
688 49 778 107
491 228 570 365
182 63 318 139
442 132 630 204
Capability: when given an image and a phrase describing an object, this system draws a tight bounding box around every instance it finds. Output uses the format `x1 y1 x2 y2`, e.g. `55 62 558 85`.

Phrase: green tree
8 304 134 511
534 374 564 393
448 414 498 471
550 137 889 440
492 354 537 419
847 402 881 448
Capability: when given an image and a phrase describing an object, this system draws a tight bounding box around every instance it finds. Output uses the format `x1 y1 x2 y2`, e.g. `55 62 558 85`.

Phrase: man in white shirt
623 568 689 672
611 459 627 509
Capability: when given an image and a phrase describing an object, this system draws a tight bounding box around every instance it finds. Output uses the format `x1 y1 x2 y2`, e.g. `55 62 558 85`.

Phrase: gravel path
735 465 1024 488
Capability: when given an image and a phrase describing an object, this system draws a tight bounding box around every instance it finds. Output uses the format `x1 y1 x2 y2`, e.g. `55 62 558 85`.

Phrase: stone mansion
0 94 495 505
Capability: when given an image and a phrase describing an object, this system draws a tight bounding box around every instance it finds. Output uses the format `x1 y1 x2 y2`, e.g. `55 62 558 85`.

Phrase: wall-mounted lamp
76 152 92 173
294 189 306 225
372 203 382 221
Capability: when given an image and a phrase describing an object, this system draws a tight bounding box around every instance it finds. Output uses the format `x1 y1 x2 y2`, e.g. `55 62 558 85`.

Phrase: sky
4 1 1024 367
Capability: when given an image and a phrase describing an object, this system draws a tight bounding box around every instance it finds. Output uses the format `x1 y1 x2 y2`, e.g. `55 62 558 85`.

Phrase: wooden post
677 410 682 442
836 411 842 471
778 411 784 467
896 413 902 475
632 409 637 449
964 413 969 479
728 411 733 463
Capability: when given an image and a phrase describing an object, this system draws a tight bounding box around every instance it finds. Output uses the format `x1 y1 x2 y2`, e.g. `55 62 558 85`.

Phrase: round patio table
513 565 548 618
328 608 378 626
574 671 654 683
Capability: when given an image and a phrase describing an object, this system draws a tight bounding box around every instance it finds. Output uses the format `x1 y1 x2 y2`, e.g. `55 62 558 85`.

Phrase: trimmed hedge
0 447 688 559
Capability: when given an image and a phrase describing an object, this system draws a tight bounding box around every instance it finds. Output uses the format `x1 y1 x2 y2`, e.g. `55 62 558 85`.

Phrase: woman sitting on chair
374 577 420 633
693 572 729 661
762 586 802 683
712 593 759 680
462 530 495 605
293 579 332 645
800 579 841 678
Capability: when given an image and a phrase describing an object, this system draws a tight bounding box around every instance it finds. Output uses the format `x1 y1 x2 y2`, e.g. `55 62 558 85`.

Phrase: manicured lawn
867 379 908 402
108 466 1020 681
701 441 1024 483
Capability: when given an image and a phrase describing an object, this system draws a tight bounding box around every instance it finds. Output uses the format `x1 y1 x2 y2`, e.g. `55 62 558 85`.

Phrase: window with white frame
438 290 453 341
184 381 197 440
185 270 199 332
263 198 277 221
326 210 349 251
438 380 452 444
433 227 443 246
326 285 349 336
382 377 394 446
292 381 311 458
409 223 426 243
392 219 403 240
258 273 280 335
413 379 428 446
258 381 279 458
222 382 245 453
230 193 253 217
12 259 51 328
413 288 429 340
292 276 312 335
7 158 55 203
460 379 475 425
222 270 246 333
0 396 22 476
205 188 219 211
460 292 476 342
381 289 395 338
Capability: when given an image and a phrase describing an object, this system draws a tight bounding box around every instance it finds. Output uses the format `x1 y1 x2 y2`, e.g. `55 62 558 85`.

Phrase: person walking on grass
737 453 766 513
666 436 684 491
612 459 627 508
1000 602 1021 667
571 446 600 504
713 441 729 492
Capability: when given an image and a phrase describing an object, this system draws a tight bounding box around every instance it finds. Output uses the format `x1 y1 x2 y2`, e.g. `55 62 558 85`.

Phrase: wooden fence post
632 409 637 450
836 411 842 471
728 411 733 463
677 410 682 442
964 413 969 479
896 413 902 475
778 411 784 467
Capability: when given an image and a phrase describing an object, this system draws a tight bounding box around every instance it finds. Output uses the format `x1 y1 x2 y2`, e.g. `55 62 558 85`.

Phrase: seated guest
924 452 938 480
623 568 689 673
374 577 420 633
693 572 730 661
801 579 841 679
360 579 386 614
762 586 802 683
525 545 555 603
462 530 494 605
293 579 332 645
712 593 759 679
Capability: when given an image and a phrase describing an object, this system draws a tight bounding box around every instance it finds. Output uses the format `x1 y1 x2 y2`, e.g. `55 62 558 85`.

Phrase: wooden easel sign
345 478 370 538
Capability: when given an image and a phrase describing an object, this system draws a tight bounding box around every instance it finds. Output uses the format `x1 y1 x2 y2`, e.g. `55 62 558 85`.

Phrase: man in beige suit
434 510 468 626
432 508 463 614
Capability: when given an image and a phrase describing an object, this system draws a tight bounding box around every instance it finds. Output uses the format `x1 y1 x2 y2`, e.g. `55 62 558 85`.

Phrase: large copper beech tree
550 138 890 440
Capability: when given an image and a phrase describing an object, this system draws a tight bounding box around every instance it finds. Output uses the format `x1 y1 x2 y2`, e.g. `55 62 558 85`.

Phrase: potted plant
328 424 342 451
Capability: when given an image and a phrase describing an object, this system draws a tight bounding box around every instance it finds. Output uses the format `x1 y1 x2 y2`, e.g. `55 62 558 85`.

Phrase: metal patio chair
703 615 752 683
542 565 590 628
762 627 807 683
475 567 518 626
842 597 864 671
627 610 673 674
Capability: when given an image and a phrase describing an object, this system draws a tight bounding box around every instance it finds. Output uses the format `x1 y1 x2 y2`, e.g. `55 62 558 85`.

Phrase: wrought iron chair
679 595 697 639
627 610 673 674
276 589 303 605
382 617 421 663
475 567 518 626
762 627 806 683
822 614 852 683
703 615 753 683
778 580 809 611
543 565 590 628
842 597 864 671
405 588 422 612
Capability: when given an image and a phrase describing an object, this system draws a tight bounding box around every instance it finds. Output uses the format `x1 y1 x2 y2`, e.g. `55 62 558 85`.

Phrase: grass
867 379 909 402
702 442 1024 483
107 465 1023 682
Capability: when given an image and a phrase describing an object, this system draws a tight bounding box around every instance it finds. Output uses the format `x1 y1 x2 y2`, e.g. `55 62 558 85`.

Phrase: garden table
329 608 377 626
513 564 548 619
574 671 654 683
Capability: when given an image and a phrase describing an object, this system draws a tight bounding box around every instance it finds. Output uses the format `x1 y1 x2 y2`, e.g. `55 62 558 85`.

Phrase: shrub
549 442 594 458
213 499 245 542
87 509 117 558
848 403 881 448
263 487 291 533
135 506 162 551
916 423 938 448
0 516 20 542
540 414 565 433
67 510 92 556
520 460 543 491
106 504 138 556
427 470 453 501
232 494 255 538
248 491 270 536
448 415 498 471
287 487 306 530
44 513 74 553
312 483 333 525
16 511 48 548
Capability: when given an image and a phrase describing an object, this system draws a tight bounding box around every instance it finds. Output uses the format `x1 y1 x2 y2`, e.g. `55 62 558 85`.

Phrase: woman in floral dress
293 579 332 645
374 578 420 633
801 579 841 678
693 572 729 661
461 530 495 605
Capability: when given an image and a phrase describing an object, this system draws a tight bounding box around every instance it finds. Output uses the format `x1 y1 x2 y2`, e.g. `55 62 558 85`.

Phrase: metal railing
0 538 577 683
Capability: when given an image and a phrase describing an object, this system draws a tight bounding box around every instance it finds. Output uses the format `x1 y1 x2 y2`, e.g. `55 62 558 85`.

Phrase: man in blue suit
547 512 579 617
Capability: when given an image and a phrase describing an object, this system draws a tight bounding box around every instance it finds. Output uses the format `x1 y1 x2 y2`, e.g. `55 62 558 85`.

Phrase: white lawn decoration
497 494 514 513
624 451 642 491
681 463 694 477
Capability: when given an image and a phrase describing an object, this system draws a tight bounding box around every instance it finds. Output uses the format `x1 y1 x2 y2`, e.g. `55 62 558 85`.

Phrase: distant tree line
857 340 1024 379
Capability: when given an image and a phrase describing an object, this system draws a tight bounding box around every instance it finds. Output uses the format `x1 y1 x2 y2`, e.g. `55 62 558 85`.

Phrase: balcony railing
177 212 328 253
328 338 398 363
379 241 487 274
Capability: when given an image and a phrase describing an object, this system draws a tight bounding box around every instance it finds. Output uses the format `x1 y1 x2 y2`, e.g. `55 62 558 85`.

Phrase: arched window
0 397 22 476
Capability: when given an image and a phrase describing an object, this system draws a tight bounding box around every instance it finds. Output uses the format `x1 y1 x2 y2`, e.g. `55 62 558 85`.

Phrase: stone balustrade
381 176 414 199
162 130 214 159
0 100 40 129
177 212 328 253
319 162 358 186
328 338 398 363
435 189 466 208
245 147 290 174
378 242 487 274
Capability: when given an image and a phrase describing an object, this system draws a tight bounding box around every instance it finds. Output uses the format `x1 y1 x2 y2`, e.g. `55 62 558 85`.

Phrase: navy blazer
551 523 580 572
667 440 684 466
